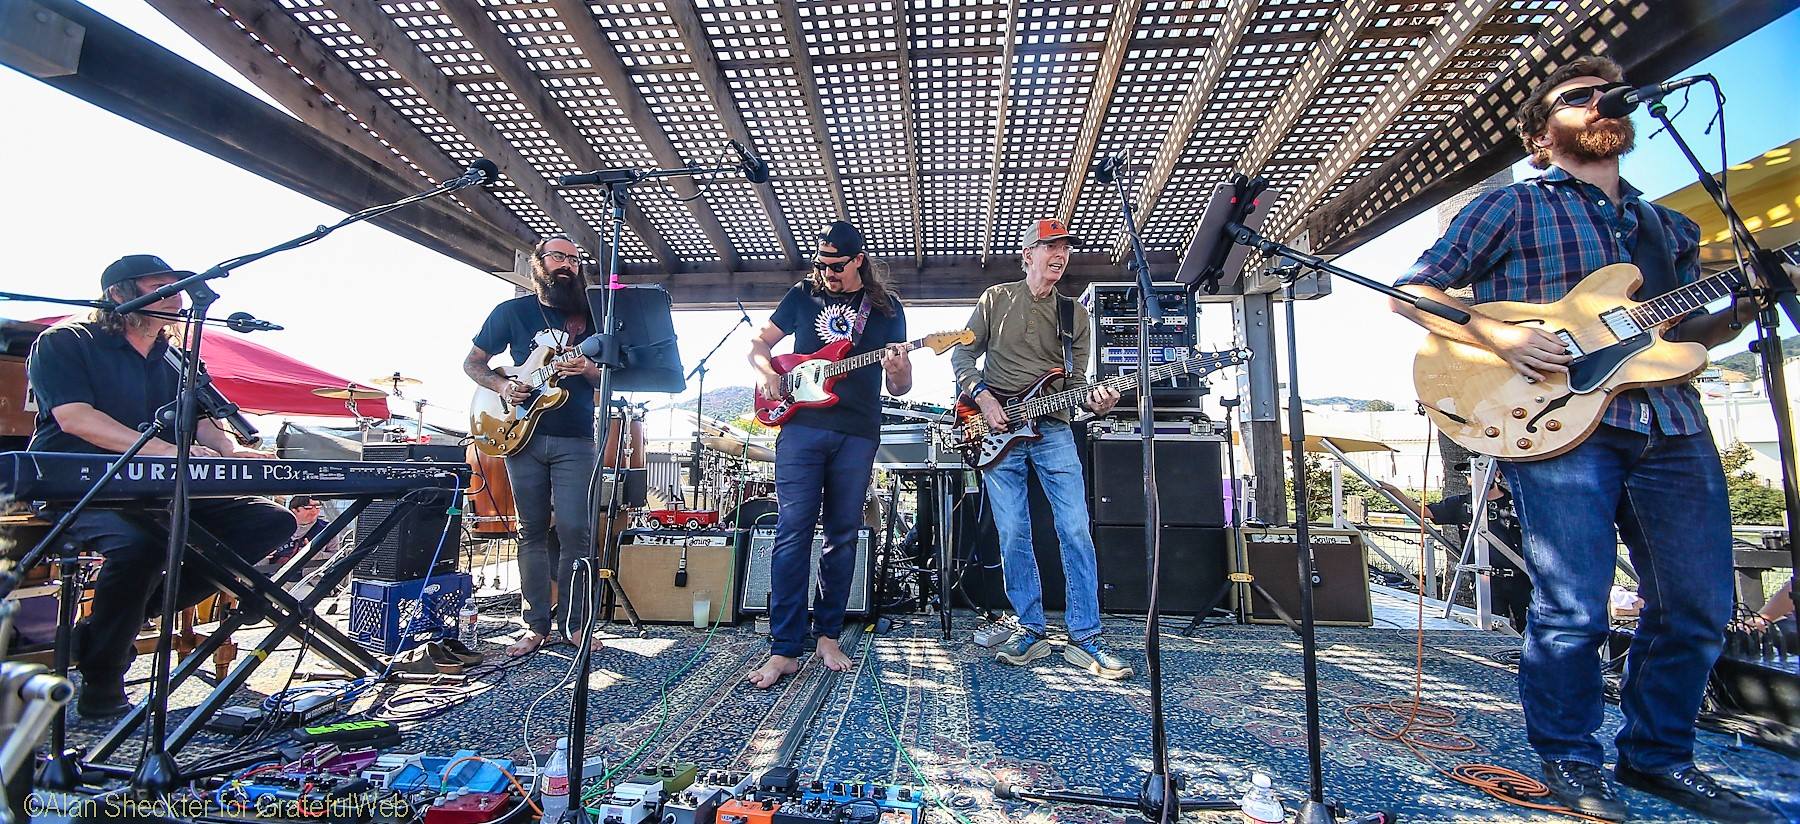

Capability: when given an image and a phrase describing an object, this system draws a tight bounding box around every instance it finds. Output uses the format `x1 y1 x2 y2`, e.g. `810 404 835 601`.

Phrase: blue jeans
1501 425 1733 772
769 424 876 657
982 420 1102 643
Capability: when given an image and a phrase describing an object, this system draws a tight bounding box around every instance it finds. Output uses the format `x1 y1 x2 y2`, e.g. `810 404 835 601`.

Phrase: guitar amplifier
1240 526 1372 626
353 444 467 581
874 423 963 470
610 529 741 625
1094 525 1230 615
1089 433 1225 527
740 527 873 616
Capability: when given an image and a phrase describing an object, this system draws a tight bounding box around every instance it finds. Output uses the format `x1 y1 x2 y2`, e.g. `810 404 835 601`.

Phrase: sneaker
1063 639 1134 680
1541 760 1627 821
994 630 1051 666
1616 762 1783 823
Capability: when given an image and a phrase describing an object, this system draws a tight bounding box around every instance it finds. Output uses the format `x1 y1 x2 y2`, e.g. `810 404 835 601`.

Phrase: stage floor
62 602 1800 823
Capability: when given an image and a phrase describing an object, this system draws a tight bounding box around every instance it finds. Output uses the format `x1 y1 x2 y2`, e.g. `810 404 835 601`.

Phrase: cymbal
370 373 424 388
701 435 775 462
312 386 387 401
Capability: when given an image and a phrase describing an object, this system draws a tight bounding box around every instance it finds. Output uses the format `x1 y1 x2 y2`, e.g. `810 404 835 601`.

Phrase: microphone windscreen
467 158 499 185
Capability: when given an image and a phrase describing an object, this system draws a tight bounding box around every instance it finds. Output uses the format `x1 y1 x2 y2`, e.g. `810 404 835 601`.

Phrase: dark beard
534 268 585 313
1548 115 1635 163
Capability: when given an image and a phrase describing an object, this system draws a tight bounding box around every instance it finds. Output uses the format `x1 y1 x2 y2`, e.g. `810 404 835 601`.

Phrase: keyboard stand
82 493 432 771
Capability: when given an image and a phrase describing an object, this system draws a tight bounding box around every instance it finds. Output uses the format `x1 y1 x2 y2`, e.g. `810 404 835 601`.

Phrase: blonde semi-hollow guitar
1414 262 1742 461
469 329 588 457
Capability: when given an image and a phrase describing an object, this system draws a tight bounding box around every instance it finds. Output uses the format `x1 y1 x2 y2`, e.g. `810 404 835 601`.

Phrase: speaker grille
1089 436 1224 527
740 527 872 616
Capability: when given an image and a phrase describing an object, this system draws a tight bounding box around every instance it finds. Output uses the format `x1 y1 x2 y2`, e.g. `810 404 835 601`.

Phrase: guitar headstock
1177 347 1253 375
922 329 976 354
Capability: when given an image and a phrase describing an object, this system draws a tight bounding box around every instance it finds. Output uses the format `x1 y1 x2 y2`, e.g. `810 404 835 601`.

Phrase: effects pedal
593 783 661 824
772 797 843 823
630 762 698 794
663 785 729 824
205 706 264 735
693 769 753 797
755 766 799 798
718 797 782 824
422 791 513 824
291 719 404 748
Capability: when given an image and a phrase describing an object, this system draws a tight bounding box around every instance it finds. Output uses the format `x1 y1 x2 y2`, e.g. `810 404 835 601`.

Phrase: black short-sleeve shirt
768 282 906 440
473 295 595 440
27 321 183 454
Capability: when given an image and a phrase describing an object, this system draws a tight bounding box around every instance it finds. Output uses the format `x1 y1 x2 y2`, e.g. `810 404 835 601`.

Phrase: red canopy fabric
32 317 389 419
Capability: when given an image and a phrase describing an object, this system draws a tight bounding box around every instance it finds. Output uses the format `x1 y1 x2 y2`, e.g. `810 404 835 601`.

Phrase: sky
2 3 1796 440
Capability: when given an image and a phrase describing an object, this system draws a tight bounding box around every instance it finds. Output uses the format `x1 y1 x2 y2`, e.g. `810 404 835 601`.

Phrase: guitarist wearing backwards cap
950 218 1132 682
746 220 912 688
1390 57 1776 823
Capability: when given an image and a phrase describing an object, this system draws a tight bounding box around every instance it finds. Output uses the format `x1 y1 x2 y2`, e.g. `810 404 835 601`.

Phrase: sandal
505 631 551 658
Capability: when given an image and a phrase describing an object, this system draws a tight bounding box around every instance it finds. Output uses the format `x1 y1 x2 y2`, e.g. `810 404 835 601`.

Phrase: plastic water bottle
457 600 479 645
1238 772 1285 823
540 737 570 819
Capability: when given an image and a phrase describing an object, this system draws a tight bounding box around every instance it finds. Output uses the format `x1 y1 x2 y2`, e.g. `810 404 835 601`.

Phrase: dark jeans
1501 425 1733 772
505 434 596 637
64 497 294 685
768 424 875 658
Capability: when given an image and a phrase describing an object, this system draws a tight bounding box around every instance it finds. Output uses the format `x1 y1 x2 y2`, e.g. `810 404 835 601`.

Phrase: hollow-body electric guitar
953 349 1251 470
470 329 588 457
1414 262 1743 461
754 330 975 426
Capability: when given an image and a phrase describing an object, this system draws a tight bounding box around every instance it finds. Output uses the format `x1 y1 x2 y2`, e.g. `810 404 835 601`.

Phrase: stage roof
7 0 1793 306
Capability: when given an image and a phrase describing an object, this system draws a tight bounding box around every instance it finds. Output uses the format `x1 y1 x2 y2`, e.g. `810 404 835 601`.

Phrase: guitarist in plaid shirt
1391 57 1775 822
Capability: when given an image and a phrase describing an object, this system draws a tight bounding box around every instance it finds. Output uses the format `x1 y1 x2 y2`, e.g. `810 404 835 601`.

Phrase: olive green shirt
951 280 1091 421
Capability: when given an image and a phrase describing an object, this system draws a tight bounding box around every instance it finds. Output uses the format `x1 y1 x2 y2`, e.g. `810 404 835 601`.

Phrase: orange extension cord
1338 422 1614 823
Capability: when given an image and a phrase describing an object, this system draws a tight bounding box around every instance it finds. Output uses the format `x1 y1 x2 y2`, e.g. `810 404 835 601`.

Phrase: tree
1366 399 1396 412
1721 441 1785 526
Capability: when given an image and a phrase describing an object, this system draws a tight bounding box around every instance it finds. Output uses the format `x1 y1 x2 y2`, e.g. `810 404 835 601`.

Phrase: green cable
861 632 979 824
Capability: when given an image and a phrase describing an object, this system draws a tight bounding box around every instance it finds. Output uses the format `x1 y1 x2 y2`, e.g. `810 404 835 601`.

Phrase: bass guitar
754 330 975 426
1415 262 1741 461
953 349 1251 469
470 329 588 457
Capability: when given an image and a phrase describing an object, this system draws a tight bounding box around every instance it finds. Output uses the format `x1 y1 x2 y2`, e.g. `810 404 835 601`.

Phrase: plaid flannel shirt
1395 166 1707 435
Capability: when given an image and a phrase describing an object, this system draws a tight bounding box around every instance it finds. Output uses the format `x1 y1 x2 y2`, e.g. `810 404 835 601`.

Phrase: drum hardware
368 372 423 398
311 385 388 442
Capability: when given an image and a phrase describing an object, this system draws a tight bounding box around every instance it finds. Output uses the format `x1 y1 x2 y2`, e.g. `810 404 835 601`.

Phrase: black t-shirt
768 282 906 440
27 321 184 454
473 296 596 440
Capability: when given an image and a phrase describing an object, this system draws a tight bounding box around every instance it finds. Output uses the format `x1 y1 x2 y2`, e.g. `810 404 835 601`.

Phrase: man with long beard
1390 58 1777 822
464 235 604 657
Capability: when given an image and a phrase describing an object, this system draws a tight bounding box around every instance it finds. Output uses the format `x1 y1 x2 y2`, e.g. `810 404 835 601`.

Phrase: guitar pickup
1553 329 1585 358
1599 308 1642 342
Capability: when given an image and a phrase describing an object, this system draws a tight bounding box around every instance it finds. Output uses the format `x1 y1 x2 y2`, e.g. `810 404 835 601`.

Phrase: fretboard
1627 270 1744 329
821 337 927 378
1004 354 1228 421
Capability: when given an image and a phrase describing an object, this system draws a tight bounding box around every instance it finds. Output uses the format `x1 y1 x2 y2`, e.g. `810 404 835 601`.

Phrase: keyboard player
25 255 294 718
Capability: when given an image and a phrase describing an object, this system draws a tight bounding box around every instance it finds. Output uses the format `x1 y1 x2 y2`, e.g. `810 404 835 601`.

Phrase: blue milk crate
348 572 472 655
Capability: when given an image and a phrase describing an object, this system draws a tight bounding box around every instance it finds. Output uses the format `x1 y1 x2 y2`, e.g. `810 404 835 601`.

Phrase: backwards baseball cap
101 255 191 291
818 220 865 259
1020 218 1083 249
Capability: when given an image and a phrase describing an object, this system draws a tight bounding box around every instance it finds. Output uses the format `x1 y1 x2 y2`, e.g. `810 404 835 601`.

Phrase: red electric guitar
754 329 974 426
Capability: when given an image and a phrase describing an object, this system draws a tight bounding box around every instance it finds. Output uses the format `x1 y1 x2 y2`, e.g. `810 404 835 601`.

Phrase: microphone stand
1645 88 1800 607
685 311 752 513
102 165 495 795
998 156 1237 821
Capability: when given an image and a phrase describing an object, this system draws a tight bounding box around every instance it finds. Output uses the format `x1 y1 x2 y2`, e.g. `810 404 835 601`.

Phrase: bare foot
816 637 852 672
746 654 800 689
505 631 550 658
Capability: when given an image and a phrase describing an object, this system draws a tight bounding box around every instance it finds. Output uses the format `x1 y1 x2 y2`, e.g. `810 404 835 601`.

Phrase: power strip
972 621 1015 648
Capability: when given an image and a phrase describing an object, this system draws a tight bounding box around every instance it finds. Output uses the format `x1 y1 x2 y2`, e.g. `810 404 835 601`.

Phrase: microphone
225 312 282 333
730 139 770 184
1595 75 1708 118
735 300 754 328
1093 146 1130 184
450 158 499 189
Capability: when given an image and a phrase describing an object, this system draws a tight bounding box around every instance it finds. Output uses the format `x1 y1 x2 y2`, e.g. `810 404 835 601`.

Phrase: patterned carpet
62 609 1800 823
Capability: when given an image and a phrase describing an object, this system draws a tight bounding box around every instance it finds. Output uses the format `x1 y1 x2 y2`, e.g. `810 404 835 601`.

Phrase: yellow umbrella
1229 429 1394 454
1656 139 1799 271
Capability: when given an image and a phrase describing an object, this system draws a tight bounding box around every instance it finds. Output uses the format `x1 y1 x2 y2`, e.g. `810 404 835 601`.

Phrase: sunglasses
811 258 854 273
1551 82 1628 111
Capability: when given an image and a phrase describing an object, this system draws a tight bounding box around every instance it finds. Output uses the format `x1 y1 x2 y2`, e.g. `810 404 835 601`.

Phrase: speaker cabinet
1240 527 1372 627
611 529 740 625
1094 525 1230 615
949 469 1068 613
740 526 873 616
1089 435 1224 527
352 487 460 582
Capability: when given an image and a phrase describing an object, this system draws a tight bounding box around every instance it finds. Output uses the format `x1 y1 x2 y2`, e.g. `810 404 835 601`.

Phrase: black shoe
1542 760 1629 822
1616 762 1783 823
75 677 131 719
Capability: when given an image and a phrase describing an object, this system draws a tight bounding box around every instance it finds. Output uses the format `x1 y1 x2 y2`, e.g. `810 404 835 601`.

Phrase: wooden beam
1231 0 1378 177
323 0 609 257
1110 0 1259 261
437 0 717 269
978 0 1022 265
771 0 847 219
146 0 539 249
896 0 923 266
1055 0 1143 225
1259 0 1506 243
20 0 519 273
662 0 798 263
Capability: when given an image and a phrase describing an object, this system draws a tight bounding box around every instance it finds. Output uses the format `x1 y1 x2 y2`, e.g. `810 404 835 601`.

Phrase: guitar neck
820 337 926 378
1005 357 1211 420
1628 270 1743 328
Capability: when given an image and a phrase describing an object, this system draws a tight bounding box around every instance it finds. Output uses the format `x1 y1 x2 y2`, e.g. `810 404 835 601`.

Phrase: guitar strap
1630 198 1680 301
1056 293 1076 377
850 292 874 345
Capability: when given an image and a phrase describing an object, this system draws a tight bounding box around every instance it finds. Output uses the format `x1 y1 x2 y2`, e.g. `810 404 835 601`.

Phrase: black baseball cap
818 221 865 259
101 255 191 291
